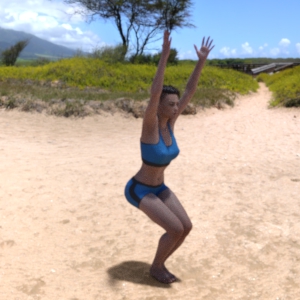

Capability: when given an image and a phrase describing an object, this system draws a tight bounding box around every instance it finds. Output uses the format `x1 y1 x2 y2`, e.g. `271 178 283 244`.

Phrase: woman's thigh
139 193 184 235
157 188 192 231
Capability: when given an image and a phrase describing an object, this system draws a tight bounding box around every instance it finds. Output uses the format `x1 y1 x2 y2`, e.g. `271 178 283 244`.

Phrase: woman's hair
160 85 180 102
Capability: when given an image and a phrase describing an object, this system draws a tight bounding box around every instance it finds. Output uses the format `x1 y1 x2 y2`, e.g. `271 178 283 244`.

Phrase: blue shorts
124 177 168 208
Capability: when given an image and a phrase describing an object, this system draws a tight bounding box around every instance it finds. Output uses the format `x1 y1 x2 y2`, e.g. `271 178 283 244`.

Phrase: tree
1 39 29 66
129 47 178 65
90 43 126 63
153 0 194 31
64 0 194 59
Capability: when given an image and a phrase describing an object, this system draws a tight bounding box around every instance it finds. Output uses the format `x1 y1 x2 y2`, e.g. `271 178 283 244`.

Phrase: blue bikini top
141 123 180 167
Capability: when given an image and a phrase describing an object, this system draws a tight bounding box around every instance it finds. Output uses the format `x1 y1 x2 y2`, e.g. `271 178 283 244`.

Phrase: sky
1 0 300 59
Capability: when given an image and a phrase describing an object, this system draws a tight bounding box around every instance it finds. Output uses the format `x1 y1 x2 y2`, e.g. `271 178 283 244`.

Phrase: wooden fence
214 63 300 75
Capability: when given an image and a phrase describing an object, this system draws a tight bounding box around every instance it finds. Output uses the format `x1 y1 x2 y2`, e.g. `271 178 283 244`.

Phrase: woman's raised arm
143 31 171 125
176 37 214 116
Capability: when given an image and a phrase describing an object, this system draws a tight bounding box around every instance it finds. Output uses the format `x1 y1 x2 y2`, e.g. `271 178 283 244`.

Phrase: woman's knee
169 220 191 240
168 222 185 239
183 220 193 236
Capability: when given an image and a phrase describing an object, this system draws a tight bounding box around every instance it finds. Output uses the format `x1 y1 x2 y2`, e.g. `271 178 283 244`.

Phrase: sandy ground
1 83 300 300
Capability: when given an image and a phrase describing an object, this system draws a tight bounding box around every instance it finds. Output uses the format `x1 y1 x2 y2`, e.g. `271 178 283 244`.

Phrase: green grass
257 66 300 107
0 57 259 116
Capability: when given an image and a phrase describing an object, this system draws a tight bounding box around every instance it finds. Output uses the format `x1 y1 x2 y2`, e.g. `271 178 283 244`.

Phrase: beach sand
1 83 300 300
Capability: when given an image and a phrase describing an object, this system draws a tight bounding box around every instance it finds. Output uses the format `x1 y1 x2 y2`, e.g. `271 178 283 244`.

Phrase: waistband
132 177 164 188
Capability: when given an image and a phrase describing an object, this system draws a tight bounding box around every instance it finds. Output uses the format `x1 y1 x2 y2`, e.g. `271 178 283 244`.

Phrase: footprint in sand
291 178 300 182
0 240 16 249
17 278 46 296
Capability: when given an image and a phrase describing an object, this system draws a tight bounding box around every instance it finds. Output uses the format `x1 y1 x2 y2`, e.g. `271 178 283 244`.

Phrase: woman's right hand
194 37 214 61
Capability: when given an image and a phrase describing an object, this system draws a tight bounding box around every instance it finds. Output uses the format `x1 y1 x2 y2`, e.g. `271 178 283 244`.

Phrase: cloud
279 38 291 47
177 50 195 60
220 47 237 57
231 49 237 56
270 48 280 56
296 43 300 54
241 42 253 55
0 0 103 52
268 38 294 57
259 43 268 51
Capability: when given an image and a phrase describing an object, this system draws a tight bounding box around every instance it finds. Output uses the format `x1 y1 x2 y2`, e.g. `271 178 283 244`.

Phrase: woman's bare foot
163 265 177 282
150 265 177 284
150 266 171 284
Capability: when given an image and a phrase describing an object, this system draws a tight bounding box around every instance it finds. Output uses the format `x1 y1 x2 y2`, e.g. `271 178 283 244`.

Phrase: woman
125 31 214 284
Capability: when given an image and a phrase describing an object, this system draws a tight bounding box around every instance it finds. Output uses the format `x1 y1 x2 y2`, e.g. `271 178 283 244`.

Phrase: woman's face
159 94 179 118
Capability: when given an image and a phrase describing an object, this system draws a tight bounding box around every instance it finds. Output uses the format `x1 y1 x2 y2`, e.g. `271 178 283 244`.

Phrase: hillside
0 27 76 59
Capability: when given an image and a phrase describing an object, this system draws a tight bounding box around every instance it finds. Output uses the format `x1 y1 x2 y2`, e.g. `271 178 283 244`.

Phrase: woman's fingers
202 37 215 52
196 36 216 58
204 37 210 47
198 37 214 52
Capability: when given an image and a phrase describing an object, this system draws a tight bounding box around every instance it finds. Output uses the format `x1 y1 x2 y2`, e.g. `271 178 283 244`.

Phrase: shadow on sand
107 261 180 288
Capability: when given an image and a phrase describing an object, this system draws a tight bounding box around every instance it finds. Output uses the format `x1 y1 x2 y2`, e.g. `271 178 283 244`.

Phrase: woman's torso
134 121 179 185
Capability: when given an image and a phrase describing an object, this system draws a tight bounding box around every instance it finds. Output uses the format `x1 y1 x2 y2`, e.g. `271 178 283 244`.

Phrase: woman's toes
163 266 177 283
150 267 174 284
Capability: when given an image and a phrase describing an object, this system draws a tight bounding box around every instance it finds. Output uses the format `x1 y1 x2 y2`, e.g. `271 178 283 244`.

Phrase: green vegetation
14 57 52 67
129 48 179 65
0 57 258 116
257 66 300 107
0 57 258 93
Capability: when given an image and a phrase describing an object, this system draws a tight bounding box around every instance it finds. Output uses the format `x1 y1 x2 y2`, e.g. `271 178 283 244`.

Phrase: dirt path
0 83 300 300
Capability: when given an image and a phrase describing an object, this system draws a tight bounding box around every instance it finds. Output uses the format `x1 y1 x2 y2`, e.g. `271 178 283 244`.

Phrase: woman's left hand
194 37 214 61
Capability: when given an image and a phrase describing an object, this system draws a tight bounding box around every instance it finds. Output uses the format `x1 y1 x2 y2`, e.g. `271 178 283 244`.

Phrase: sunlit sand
1 83 300 299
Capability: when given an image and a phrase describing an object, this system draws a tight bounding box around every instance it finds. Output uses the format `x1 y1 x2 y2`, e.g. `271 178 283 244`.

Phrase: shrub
30 57 52 66
90 44 126 63
129 53 154 64
130 48 179 65
1 39 29 66
257 66 300 107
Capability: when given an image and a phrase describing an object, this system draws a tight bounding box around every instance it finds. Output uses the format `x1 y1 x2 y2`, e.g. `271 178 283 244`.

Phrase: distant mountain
0 27 76 59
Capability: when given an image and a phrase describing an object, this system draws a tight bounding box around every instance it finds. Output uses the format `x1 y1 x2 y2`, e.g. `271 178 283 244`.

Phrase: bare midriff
134 163 168 186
